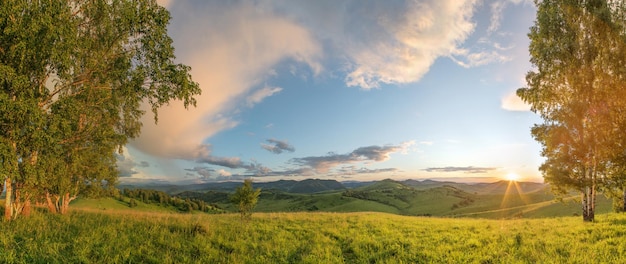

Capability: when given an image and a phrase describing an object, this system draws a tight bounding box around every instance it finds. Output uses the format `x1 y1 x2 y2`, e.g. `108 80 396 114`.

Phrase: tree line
121 188 224 213
519 0 626 221
0 0 199 220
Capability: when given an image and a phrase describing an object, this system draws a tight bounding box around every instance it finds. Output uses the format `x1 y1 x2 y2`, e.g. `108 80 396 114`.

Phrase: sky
117 0 544 184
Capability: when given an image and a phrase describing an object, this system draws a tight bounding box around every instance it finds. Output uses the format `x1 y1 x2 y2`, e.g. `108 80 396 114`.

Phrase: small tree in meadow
230 179 261 220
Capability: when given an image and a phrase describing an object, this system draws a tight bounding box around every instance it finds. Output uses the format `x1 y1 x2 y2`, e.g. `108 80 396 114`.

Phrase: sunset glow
119 1 543 184
505 173 520 182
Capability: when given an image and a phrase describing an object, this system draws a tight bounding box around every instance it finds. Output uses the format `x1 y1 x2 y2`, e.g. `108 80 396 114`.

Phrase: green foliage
230 180 261 220
122 188 223 213
3 209 626 263
517 0 626 221
0 0 200 218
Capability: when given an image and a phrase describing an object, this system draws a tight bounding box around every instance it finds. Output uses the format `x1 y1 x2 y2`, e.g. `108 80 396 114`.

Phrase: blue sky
117 0 544 184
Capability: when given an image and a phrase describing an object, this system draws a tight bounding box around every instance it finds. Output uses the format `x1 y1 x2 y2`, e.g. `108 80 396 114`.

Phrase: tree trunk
622 187 626 213
10 188 30 219
4 178 11 221
59 192 77 214
61 193 69 214
580 165 597 222
582 185 596 222
588 184 596 222
45 192 58 214
22 200 31 217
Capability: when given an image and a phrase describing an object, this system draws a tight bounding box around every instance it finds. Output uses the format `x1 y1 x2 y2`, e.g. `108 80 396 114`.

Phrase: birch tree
0 0 200 219
231 179 261 220
518 0 626 222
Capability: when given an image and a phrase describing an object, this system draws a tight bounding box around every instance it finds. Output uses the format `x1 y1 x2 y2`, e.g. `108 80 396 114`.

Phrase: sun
504 172 520 182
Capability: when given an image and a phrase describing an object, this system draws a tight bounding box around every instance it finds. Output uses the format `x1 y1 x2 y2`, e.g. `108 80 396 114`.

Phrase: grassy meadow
194 180 613 219
1 205 626 263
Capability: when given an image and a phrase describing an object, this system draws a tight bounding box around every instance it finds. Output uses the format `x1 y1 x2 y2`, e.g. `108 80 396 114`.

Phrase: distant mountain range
117 178 615 218
118 178 545 195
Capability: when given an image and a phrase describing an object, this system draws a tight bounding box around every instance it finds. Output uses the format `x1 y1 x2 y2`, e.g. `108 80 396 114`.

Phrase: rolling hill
117 178 613 219
119 178 346 194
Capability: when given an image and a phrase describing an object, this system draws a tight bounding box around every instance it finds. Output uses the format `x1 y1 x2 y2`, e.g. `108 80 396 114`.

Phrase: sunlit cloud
423 166 498 174
292 142 414 173
501 91 531 111
217 169 232 177
130 1 321 160
342 0 478 89
256 0 493 90
127 1 530 182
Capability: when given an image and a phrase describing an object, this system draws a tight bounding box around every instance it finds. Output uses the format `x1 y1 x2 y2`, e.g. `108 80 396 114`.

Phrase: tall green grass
2 208 626 263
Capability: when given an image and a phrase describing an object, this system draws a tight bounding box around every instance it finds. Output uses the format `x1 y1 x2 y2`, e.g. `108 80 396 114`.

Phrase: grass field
189 180 612 219
1 205 626 263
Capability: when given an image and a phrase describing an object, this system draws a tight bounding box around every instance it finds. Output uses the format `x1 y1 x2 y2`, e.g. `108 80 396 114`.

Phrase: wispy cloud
337 166 398 176
261 138 295 154
246 86 283 107
292 142 414 173
487 0 506 34
184 166 214 178
451 50 511 68
195 155 274 177
197 155 244 169
423 166 498 174
487 0 533 35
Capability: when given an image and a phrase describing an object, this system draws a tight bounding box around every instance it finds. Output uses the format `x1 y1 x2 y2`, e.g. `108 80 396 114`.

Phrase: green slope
71 197 184 214
174 179 615 219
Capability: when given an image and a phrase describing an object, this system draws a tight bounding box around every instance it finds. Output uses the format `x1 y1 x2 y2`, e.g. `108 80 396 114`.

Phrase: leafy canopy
0 0 200 217
231 179 261 220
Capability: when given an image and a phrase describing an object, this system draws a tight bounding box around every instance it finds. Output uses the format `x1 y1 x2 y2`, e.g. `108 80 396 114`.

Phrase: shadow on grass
608 217 626 225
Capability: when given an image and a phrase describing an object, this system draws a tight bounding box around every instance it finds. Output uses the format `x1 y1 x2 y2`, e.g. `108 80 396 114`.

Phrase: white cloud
246 86 283 107
487 1 507 34
501 91 531 111
257 0 482 89
217 169 232 177
451 49 511 68
115 146 153 178
343 0 479 89
131 0 513 165
130 1 321 160
487 0 533 34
